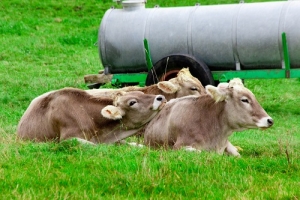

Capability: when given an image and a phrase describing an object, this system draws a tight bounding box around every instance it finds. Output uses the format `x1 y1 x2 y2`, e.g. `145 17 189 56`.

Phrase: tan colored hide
17 88 166 144
86 68 205 100
144 78 273 156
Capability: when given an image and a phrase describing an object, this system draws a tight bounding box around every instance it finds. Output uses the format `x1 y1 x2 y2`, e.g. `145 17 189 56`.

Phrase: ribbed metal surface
99 1 300 73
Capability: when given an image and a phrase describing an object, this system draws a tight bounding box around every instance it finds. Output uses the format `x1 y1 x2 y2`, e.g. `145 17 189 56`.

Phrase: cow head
101 91 166 128
157 68 205 97
206 78 273 130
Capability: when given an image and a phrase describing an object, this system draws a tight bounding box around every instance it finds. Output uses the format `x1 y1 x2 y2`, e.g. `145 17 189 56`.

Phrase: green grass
1 0 300 199
1 141 299 199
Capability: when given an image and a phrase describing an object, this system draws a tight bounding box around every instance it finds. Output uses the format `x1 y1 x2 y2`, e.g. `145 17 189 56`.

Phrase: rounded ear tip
158 81 178 93
205 85 227 102
101 105 123 120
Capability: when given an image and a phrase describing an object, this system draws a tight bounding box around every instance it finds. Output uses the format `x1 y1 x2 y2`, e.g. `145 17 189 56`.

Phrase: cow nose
156 95 165 101
267 118 274 126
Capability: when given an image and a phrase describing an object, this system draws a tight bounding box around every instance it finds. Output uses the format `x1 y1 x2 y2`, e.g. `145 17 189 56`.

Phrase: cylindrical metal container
99 1 300 73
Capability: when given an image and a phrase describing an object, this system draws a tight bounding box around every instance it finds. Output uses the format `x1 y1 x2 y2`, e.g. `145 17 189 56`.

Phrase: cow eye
190 87 198 91
129 101 137 106
241 98 249 103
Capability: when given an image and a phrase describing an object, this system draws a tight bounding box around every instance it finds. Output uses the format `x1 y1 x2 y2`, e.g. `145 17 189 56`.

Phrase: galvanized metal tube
99 1 300 73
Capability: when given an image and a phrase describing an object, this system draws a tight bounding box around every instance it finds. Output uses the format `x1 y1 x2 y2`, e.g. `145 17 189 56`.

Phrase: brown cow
17 88 166 144
143 78 274 156
86 68 206 100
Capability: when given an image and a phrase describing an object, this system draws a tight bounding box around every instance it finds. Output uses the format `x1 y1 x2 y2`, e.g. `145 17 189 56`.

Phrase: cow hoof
184 146 201 152
127 142 144 148
235 146 243 151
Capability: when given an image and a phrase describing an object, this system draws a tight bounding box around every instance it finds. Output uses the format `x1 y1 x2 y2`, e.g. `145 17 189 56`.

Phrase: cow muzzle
256 116 274 129
152 95 167 110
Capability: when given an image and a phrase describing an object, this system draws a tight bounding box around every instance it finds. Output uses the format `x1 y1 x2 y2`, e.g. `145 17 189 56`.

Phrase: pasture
1 0 299 199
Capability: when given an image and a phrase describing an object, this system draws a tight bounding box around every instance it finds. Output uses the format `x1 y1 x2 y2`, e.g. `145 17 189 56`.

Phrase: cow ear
101 105 124 120
217 82 229 89
217 82 231 95
206 85 227 102
158 81 179 94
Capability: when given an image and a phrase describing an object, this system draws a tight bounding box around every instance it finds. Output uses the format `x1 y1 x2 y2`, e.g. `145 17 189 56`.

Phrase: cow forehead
232 86 255 98
122 91 144 97
167 68 203 89
185 77 202 86
115 91 155 105
170 75 201 87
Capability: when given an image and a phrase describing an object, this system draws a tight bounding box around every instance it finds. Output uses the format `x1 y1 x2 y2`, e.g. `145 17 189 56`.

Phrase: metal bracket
235 61 241 71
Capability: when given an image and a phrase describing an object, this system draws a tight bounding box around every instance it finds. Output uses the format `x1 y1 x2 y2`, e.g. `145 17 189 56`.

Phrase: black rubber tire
87 83 102 89
146 54 215 86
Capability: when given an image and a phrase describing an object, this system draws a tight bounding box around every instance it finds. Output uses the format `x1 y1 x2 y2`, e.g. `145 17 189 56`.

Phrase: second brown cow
86 68 206 100
143 78 274 156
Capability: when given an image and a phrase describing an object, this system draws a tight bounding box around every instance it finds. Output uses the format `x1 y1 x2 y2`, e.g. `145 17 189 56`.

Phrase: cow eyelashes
241 98 249 104
190 87 198 91
129 100 137 106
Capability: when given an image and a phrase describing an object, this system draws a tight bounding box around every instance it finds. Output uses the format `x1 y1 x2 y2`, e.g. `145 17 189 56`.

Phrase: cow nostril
267 118 274 126
156 96 163 101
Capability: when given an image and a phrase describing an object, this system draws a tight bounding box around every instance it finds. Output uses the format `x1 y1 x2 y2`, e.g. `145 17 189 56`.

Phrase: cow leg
61 137 96 145
59 126 96 145
184 146 201 152
127 142 145 148
73 137 96 145
173 139 201 152
225 141 241 157
117 140 145 148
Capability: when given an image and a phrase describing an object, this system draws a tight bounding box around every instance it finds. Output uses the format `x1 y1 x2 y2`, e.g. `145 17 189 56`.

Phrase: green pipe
144 39 153 71
282 32 291 78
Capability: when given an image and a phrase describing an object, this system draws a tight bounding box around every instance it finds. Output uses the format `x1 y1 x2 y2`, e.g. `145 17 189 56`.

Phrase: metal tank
99 0 300 75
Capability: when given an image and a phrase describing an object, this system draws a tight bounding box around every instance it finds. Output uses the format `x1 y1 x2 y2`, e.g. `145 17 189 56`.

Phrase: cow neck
220 101 241 136
99 111 160 143
197 96 233 139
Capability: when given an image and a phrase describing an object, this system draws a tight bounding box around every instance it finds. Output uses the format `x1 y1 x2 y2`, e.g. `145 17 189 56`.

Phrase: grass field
1 0 300 199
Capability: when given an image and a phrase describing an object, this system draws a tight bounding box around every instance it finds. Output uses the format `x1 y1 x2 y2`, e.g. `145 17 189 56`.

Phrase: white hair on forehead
229 78 255 95
175 68 195 82
228 78 244 88
216 78 245 94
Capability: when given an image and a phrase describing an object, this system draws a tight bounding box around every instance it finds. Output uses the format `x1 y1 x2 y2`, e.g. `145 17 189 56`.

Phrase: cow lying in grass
17 88 166 144
143 78 274 156
88 68 206 144
86 68 205 100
